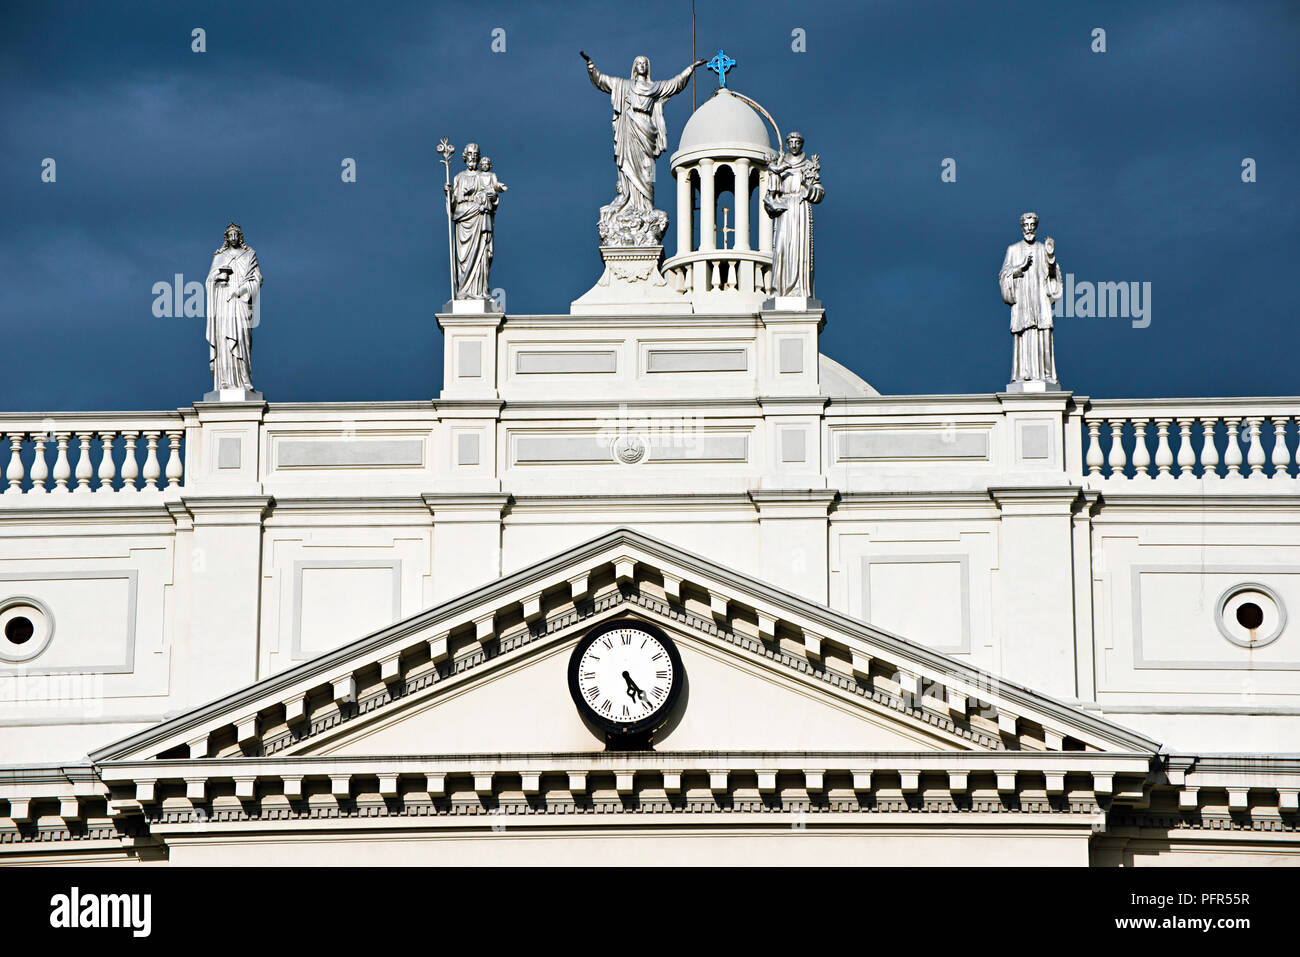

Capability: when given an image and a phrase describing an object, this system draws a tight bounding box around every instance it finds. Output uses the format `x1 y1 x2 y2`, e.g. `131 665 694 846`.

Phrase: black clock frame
567 618 685 741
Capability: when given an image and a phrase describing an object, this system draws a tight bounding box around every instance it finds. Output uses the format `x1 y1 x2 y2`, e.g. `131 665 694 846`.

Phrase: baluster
52 433 72 492
1131 419 1151 479
29 435 49 494
98 432 117 492
73 432 93 493
142 432 161 490
1152 419 1173 478
1271 418 1292 478
1085 419 1103 476
710 261 721 291
1198 417 1220 478
1176 418 1196 479
1245 417 1266 478
1106 420 1127 477
1224 419 1244 478
120 432 140 491
165 430 184 489
5 434 25 494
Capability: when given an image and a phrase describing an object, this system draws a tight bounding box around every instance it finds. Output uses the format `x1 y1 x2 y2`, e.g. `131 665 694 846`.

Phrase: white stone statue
999 212 1063 389
205 222 262 400
764 132 823 300
581 51 705 247
445 143 504 301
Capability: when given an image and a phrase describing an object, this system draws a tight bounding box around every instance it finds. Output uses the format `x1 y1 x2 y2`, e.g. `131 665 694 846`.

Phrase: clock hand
622 670 649 705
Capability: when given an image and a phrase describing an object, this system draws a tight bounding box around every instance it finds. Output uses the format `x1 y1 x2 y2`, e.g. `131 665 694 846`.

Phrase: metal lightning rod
691 0 696 110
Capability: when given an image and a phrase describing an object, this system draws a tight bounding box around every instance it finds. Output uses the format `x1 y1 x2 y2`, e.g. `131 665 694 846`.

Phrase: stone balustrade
0 413 185 496
662 249 773 297
1084 399 1299 481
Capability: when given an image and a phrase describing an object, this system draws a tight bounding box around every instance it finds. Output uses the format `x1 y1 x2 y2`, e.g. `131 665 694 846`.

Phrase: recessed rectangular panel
457 339 482 378
862 556 969 654
514 435 610 464
1020 424 1051 460
276 439 424 468
456 433 481 466
1131 566 1300 669
0 571 137 674
779 338 805 374
650 435 749 462
646 349 747 373
780 428 807 463
217 437 242 470
837 430 989 461
516 351 617 375
293 562 400 660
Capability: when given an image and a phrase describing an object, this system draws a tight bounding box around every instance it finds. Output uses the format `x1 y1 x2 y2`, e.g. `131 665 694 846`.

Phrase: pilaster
748 489 837 603
176 494 274 708
423 493 511 601
988 485 1084 700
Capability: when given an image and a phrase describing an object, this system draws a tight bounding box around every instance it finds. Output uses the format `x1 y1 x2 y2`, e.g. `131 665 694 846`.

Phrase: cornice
1091 490 1300 511
498 397 765 413
0 503 179 524
988 486 1084 513
179 495 275 526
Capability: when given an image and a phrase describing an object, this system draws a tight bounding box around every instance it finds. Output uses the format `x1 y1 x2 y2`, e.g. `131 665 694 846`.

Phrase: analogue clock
568 619 684 739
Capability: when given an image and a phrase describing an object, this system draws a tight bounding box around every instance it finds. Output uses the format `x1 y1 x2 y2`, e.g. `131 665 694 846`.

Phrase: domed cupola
665 87 778 310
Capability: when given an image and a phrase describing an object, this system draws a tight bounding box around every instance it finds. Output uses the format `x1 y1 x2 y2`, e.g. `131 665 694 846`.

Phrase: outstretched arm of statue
581 51 612 93
659 59 703 97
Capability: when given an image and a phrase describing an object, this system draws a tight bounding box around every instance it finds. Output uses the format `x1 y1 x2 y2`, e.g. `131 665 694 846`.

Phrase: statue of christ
581 50 705 246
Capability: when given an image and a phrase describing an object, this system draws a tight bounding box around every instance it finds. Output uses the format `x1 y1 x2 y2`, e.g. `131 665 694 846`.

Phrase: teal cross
707 49 736 88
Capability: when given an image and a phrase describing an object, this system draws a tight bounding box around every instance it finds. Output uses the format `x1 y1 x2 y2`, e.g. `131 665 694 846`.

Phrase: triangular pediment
90 528 1160 765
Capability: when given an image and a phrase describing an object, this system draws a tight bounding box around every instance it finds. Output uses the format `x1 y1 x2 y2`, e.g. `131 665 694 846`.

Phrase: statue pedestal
571 245 692 316
442 298 504 315
203 388 264 403
762 296 822 312
1005 379 1061 393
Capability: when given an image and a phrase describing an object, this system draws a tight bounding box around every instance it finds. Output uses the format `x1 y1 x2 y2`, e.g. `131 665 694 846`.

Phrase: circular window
0 597 54 663
1216 584 1286 649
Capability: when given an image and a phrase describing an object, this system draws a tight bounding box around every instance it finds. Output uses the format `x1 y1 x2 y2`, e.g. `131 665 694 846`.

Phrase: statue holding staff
444 142 505 301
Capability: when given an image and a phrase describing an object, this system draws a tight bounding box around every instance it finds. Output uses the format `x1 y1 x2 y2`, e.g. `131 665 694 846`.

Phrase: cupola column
696 158 717 292
699 159 717 251
675 165 692 258
733 158 752 251
757 167 772 254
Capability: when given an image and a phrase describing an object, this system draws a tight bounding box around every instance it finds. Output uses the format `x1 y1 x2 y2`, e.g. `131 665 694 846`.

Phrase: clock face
568 620 684 736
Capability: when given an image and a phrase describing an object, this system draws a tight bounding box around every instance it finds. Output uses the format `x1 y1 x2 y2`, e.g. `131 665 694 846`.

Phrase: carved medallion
612 434 648 465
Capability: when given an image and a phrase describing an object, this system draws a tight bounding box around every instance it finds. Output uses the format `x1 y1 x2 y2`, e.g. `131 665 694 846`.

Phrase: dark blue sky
2 0 1296 410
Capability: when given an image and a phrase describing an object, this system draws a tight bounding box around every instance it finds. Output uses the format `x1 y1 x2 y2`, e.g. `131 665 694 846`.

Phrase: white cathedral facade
1 75 1298 867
